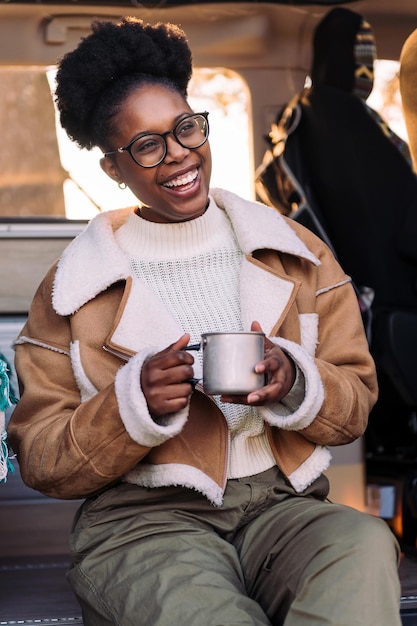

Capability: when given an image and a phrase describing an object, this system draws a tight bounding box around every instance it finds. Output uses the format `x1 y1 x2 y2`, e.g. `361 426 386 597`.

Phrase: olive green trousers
67 467 401 625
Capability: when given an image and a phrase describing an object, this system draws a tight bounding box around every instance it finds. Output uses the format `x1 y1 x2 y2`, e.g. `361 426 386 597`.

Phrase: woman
8 17 401 626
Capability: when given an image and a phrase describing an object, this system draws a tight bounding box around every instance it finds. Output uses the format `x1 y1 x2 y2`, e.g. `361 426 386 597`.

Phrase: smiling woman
46 66 252 219
6 15 401 626
97 83 213 223
2 3 417 624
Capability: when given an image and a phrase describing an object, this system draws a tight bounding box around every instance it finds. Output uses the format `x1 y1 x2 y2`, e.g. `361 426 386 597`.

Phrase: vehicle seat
257 8 417 466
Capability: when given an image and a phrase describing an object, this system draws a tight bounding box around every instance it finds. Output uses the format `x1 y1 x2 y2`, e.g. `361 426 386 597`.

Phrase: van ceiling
1 0 416 66
0 0 415 225
3 0 353 4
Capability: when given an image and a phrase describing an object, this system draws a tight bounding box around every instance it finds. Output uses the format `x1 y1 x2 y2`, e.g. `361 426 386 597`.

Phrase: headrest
311 7 375 98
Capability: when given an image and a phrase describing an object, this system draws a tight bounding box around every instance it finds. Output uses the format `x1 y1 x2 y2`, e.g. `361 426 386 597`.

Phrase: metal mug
201 331 265 395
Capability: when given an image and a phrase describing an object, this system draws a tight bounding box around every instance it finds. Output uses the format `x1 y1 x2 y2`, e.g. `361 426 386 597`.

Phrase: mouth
161 167 198 190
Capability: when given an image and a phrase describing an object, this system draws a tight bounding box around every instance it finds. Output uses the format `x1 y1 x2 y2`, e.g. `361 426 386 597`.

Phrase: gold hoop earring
118 181 127 190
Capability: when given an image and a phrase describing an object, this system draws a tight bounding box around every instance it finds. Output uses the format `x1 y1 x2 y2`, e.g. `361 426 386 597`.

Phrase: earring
118 181 127 190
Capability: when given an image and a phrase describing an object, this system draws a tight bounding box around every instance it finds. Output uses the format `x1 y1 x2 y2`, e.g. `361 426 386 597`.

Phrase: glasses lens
175 114 209 149
130 134 166 167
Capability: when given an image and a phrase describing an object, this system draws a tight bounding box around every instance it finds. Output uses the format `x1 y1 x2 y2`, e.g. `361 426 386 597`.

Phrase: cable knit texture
115 200 277 477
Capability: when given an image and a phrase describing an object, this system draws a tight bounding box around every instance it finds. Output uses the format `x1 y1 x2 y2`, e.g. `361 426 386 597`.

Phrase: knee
339 508 400 564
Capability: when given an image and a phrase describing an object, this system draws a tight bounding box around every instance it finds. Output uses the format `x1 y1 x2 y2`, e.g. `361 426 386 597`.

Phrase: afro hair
54 17 193 149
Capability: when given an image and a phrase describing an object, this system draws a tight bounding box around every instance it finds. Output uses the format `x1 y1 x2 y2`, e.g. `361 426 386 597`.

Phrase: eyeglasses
104 112 210 168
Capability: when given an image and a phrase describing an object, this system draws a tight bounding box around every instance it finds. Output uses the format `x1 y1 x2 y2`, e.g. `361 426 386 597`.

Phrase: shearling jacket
8 188 377 505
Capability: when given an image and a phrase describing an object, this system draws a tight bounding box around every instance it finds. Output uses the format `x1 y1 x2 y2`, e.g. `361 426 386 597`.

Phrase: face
101 84 212 223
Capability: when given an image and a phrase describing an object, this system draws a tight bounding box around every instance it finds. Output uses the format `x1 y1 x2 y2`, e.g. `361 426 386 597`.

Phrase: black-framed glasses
104 111 210 168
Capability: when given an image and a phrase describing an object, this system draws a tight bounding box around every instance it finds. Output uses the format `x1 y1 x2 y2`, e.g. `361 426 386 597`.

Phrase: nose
164 133 190 162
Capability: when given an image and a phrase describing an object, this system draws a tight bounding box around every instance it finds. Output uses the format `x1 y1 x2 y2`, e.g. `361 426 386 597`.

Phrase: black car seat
256 8 417 462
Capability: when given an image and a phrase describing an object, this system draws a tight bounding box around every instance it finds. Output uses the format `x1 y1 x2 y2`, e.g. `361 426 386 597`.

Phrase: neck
115 197 236 260
135 199 210 223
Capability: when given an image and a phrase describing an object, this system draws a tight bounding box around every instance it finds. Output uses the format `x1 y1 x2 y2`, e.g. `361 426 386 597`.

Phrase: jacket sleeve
7 267 187 500
260 228 378 446
307 271 378 444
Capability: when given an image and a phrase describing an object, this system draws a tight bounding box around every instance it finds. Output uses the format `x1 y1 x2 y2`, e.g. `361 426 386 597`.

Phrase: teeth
163 169 198 188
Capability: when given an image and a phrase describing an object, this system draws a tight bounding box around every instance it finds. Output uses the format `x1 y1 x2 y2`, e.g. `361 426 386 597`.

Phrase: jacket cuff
115 349 189 447
259 337 324 430
281 361 305 411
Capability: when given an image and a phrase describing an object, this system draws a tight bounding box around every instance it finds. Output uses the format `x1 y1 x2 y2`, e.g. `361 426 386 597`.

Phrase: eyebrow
126 111 194 144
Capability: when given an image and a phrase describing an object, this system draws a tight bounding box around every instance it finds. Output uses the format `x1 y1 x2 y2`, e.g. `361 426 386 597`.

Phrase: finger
169 333 191 352
220 393 250 405
149 335 194 372
145 361 195 388
246 379 289 405
255 344 289 375
251 320 275 353
155 334 191 359
149 383 194 417
223 365 292 406
251 320 262 333
220 385 279 405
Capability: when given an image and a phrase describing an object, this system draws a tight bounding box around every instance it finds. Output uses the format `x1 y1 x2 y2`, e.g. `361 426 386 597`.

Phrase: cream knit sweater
115 198 277 478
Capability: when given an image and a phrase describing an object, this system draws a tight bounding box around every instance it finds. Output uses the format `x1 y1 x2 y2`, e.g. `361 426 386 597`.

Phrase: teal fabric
0 355 17 482
67 467 401 625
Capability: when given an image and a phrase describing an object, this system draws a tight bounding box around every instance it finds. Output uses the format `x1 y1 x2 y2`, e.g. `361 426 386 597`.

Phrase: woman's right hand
140 333 195 419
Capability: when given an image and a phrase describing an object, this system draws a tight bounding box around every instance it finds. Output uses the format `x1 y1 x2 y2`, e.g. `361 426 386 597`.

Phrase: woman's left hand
220 321 296 406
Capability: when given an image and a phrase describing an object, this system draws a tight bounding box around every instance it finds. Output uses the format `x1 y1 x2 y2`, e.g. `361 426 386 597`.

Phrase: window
367 59 407 142
0 66 251 220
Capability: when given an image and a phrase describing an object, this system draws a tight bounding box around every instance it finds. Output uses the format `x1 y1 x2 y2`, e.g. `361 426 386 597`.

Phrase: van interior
1 1 417 624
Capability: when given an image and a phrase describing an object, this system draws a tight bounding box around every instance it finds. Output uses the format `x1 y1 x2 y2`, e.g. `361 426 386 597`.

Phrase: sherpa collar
52 187 320 316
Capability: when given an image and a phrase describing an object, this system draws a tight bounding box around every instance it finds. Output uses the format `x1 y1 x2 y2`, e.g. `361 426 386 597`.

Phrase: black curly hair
54 17 193 151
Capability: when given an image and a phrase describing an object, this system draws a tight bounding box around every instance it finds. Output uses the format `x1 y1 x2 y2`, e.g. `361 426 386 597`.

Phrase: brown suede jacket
8 188 377 505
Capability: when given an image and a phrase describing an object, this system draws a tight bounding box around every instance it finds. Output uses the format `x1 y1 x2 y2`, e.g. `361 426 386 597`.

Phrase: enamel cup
201 331 265 395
